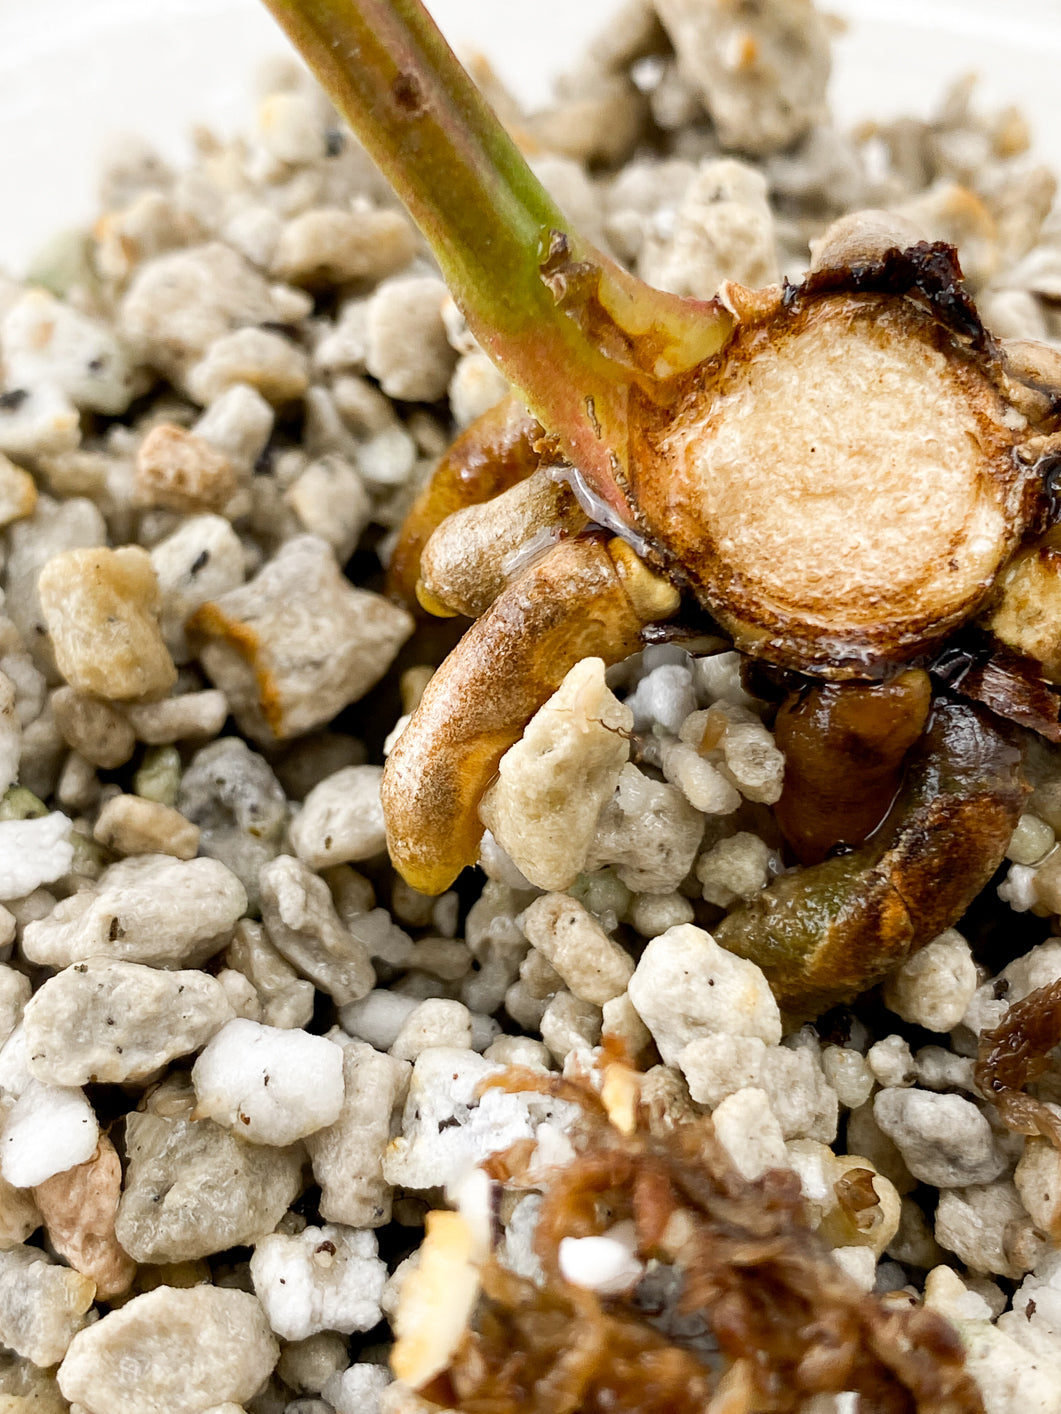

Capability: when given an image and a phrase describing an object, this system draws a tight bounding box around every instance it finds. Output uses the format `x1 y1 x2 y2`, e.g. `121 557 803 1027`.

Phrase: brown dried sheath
714 699 1027 1019
382 532 672 895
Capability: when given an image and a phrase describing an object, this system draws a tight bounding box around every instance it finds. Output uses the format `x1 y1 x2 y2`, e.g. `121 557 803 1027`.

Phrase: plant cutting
257 0 1061 1016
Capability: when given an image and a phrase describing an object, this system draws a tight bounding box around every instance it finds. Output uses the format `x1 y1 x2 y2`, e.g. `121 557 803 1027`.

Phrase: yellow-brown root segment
628 273 1035 677
386 393 547 608
774 668 932 864
714 700 1026 1020
417 1063 984 1414
381 533 679 894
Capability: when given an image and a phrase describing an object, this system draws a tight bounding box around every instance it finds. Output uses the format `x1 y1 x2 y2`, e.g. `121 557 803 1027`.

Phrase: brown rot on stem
258 0 1061 1012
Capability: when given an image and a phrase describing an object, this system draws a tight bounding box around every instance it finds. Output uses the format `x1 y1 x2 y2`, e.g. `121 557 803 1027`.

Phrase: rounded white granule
1 1080 100 1188
192 1018 345 1146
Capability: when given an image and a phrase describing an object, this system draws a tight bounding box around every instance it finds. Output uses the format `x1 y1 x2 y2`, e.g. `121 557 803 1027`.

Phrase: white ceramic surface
0 0 1059 272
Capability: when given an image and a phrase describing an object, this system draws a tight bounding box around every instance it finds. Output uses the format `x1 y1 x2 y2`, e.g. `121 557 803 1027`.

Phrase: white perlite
57 1285 279 1414
251 1223 388 1340
0 1243 96 1367
478 658 633 890
192 1018 345 1145
383 1047 573 1191
190 535 414 743
21 854 247 968
627 923 782 1066
1 1080 100 1188
22 959 235 1086
881 929 978 1032
873 1089 1008 1188
289 764 388 870
0 813 74 900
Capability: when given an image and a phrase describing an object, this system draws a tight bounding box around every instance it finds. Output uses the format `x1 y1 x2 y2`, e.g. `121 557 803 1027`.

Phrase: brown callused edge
626 244 1042 678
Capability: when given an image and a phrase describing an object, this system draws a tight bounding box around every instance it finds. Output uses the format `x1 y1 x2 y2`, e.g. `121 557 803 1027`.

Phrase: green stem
260 0 732 516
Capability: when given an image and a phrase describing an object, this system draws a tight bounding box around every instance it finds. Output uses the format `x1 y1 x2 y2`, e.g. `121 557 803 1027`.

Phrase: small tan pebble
118 241 300 390
0 672 20 796
215 966 261 1020
627 922 781 1065
189 535 414 742
187 327 309 406
225 919 315 1031
21 853 248 969
520 894 635 1006
256 89 325 163
2 287 136 416
277 1331 350 1395
149 514 247 665
923 1264 996 1323
390 999 473 1062
33 1135 135 1301
820 1045 874 1110
284 453 372 562
306 1040 408 1229
712 1087 789 1181
193 382 274 473
116 1099 304 1263
38 545 176 702
405 937 470 982
540 989 602 1064
259 853 375 1005
0 452 37 527
601 992 652 1057
695 830 773 907
51 687 136 769
122 688 228 744
271 206 418 287
448 350 510 428
626 890 695 937
479 658 633 891
1007 811 1056 866
587 763 704 893
92 793 200 860
0 1243 96 1368
56 751 102 812
22 957 235 1085
866 1034 916 1088
57 1285 279 1414
882 928 978 1031
133 422 238 513
935 1180 1047 1279
482 1035 553 1070
289 764 386 870
365 276 457 401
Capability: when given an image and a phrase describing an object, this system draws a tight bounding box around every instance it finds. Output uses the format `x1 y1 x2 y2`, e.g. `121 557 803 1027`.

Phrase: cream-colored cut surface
668 306 1011 630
